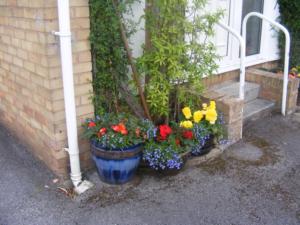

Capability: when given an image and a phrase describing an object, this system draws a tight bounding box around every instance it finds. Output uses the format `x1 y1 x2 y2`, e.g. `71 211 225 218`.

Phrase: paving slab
244 98 275 120
211 81 260 103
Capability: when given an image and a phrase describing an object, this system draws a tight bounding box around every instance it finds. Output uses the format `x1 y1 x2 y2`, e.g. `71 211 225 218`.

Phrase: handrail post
242 12 291 116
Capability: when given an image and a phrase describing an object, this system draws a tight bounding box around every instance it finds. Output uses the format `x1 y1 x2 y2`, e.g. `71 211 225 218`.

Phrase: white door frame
217 0 278 74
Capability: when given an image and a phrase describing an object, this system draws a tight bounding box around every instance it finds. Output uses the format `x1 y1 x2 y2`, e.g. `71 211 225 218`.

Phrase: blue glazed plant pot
90 140 143 184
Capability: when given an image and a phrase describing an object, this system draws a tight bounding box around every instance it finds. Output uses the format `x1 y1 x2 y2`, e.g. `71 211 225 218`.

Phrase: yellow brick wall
0 0 94 176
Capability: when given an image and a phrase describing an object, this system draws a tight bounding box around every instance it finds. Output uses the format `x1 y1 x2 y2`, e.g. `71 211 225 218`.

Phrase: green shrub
138 0 222 122
278 0 300 67
89 0 136 115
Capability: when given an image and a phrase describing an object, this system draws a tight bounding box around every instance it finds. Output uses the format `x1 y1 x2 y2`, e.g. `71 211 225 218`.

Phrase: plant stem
112 0 152 121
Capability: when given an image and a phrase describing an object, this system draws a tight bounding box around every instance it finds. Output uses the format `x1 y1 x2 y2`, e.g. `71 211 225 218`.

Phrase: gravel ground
0 111 299 225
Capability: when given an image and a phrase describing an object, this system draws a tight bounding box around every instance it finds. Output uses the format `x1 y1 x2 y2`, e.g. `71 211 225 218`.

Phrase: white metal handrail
242 12 291 116
217 22 246 100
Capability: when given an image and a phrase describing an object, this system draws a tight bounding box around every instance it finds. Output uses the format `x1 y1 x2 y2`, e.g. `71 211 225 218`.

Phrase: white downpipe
55 0 93 193
217 22 246 100
242 12 290 116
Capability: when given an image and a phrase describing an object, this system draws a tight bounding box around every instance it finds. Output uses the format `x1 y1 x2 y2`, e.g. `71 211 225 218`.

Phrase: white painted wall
127 0 145 58
129 0 280 74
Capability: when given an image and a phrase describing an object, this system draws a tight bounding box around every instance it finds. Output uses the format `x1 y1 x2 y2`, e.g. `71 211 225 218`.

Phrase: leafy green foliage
90 0 221 123
89 0 138 115
137 0 222 121
82 113 156 150
278 0 300 67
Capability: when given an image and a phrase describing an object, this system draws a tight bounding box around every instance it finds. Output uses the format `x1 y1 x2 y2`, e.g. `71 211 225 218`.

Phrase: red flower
111 125 120 132
111 123 128 135
175 138 181 146
182 130 193 140
88 121 96 128
159 124 172 140
120 128 128 135
118 123 128 135
97 128 107 138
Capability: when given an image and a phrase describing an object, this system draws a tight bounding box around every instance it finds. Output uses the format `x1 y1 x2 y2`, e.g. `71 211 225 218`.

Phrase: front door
215 0 269 72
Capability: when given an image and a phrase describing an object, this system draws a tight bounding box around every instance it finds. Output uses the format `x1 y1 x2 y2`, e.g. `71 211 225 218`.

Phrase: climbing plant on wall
90 0 127 115
89 0 222 123
89 0 143 116
277 0 300 67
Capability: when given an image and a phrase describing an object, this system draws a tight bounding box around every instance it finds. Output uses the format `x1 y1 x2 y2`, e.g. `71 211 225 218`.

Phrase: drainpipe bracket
52 31 72 37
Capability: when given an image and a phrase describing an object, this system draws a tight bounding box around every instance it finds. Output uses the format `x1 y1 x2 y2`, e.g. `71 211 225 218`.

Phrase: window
242 0 264 56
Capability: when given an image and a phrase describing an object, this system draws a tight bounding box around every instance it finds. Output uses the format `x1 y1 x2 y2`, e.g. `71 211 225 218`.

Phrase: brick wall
246 69 299 114
200 61 288 144
0 0 94 177
201 90 244 144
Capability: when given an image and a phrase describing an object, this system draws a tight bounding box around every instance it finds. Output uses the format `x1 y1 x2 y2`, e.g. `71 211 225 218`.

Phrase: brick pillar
0 0 94 177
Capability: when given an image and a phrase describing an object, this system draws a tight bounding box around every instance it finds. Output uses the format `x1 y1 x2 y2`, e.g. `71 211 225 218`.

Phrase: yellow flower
209 101 216 110
202 103 207 110
180 120 193 129
206 108 217 124
193 110 204 123
182 107 192 119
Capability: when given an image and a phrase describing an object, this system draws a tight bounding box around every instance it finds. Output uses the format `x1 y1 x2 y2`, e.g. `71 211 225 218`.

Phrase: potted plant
289 66 300 78
143 100 225 172
179 101 225 156
83 113 155 184
88 0 224 178
143 123 189 173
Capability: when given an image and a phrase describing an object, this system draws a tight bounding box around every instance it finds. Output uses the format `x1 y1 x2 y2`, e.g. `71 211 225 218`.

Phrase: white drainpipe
54 0 93 194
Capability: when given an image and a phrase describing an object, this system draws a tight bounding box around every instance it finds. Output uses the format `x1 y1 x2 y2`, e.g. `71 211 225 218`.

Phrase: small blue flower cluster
140 119 157 139
147 126 157 139
143 145 182 170
166 153 182 169
192 123 211 155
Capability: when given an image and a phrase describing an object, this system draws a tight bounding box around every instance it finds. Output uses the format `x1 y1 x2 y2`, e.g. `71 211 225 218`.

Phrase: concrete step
243 98 275 121
212 81 260 103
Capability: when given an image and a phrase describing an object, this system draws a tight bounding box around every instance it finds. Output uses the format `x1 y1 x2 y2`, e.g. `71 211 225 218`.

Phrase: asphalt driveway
0 111 299 225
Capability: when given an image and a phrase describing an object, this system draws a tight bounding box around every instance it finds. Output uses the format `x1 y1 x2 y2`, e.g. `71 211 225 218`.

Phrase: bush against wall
90 0 150 118
89 0 221 123
90 0 140 115
278 0 300 67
